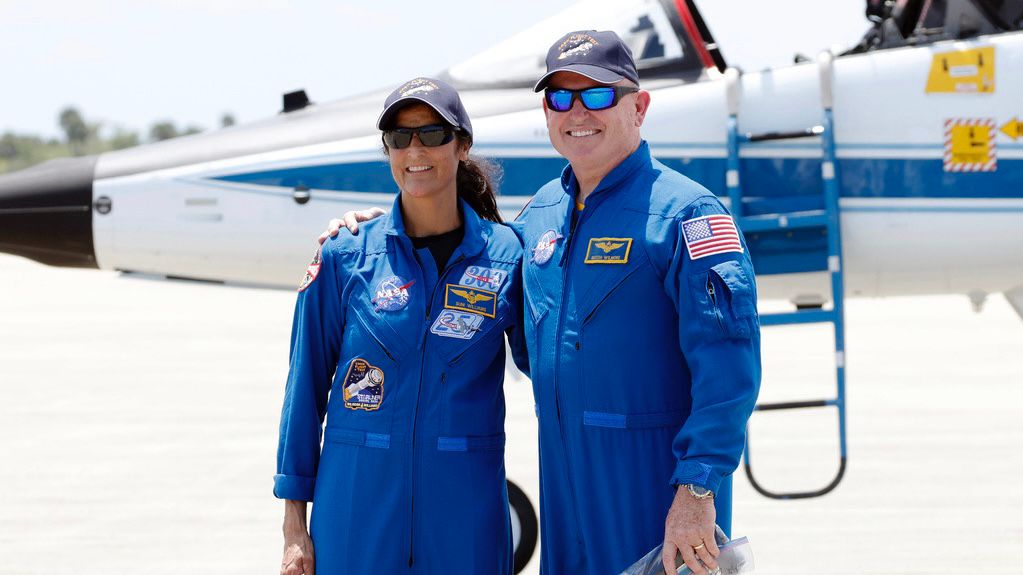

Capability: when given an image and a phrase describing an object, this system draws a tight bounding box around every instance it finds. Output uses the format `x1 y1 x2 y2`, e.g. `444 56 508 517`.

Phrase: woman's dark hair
454 134 503 223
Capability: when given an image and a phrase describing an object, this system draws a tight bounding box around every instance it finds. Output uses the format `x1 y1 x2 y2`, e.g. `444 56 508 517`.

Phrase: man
326 30 760 575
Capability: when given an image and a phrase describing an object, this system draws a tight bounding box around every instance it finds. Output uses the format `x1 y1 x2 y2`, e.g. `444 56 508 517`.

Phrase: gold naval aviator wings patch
584 237 633 264
444 285 498 318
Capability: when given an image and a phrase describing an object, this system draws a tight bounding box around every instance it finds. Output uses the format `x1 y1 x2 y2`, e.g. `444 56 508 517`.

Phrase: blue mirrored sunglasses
544 86 640 112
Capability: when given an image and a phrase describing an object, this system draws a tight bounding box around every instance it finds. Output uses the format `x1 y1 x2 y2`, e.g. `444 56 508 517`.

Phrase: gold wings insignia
595 241 625 253
453 288 493 305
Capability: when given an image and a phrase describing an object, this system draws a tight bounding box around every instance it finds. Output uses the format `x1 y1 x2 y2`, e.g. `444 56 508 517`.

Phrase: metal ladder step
724 53 849 500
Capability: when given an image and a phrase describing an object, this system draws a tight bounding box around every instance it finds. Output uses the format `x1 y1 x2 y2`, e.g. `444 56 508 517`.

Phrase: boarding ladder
726 52 847 499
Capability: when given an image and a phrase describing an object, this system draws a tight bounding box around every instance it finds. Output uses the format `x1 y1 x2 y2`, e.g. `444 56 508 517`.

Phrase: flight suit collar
382 194 488 260
559 140 652 205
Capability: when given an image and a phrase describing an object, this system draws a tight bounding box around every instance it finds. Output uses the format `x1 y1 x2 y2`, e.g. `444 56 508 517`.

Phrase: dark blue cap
377 77 473 139
534 30 639 92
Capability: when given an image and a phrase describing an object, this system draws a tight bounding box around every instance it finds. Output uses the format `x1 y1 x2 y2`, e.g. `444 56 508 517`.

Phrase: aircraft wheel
508 479 538 573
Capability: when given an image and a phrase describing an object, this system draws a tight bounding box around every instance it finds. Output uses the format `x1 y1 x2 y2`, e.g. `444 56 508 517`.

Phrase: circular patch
532 230 560 265
372 275 414 312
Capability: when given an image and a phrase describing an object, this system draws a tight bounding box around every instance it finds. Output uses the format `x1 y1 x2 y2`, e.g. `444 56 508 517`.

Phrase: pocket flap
709 260 756 319
324 427 391 449
582 410 682 430
436 433 506 452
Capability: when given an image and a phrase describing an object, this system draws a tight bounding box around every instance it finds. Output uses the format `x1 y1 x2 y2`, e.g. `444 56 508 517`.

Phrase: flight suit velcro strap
324 428 391 449
671 461 723 494
582 410 682 430
436 433 506 452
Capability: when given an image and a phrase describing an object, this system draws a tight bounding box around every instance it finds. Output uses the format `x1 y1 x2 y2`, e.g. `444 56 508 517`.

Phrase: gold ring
692 542 706 551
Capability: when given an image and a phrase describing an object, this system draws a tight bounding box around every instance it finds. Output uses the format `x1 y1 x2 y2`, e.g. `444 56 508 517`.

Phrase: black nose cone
0 156 98 268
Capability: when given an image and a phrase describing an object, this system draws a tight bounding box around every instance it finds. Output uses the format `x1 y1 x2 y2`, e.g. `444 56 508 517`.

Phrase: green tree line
0 107 236 174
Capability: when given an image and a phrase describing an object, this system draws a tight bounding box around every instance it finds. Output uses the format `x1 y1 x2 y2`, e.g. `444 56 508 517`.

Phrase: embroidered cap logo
558 34 599 60
399 78 440 97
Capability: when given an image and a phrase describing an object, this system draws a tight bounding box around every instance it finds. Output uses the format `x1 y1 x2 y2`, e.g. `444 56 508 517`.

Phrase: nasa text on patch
342 359 384 411
584 237 632 264
430 310 485 340
444 285 498 318
458 266 507 291
372 275 414 312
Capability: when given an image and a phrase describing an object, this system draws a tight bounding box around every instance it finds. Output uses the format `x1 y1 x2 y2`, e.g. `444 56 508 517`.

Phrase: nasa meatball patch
297 248 322 292
531 229 561 265
342 359 384 411
372 275 414 312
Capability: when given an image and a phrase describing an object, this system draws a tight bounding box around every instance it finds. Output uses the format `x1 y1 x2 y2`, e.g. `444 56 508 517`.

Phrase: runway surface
1 252 1021 574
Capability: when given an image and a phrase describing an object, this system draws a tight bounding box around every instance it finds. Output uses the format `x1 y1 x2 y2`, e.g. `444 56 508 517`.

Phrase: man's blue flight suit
274 197 528 574
517 141 761 574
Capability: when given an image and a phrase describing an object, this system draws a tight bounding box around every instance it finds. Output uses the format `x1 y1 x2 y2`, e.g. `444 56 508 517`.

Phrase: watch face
688 484 713 498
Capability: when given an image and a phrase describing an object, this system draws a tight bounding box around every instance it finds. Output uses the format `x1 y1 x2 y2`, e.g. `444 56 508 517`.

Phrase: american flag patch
682 214 743 260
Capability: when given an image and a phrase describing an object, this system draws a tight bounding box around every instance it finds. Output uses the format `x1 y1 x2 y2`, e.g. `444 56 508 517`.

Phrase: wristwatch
683 484 714 500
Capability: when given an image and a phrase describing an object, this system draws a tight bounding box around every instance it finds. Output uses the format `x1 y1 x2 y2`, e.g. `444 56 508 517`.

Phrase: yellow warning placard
926 46 995 94
1000 117 1022 140
944 119 996 172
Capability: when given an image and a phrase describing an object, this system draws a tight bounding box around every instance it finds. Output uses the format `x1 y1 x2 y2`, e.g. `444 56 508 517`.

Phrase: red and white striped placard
944 118 996 172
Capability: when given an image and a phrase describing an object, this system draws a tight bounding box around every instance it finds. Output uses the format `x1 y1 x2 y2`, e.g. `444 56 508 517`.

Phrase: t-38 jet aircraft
2 0 1022 568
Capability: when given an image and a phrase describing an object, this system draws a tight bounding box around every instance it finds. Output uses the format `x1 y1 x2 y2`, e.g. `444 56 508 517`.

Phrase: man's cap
377 77 472 139
533 30 640 92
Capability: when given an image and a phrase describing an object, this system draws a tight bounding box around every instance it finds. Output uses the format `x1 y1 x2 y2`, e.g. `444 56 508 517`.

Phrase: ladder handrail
734 51 850 500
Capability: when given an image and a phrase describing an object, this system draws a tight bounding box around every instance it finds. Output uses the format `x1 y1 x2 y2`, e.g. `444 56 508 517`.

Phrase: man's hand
661 487 720 575
316 207 387 244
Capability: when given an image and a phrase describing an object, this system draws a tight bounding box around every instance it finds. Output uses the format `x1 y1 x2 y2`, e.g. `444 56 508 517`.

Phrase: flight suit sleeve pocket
686 260 757 341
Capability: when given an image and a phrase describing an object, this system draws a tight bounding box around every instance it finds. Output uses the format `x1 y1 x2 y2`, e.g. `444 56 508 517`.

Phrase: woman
274 77 527 574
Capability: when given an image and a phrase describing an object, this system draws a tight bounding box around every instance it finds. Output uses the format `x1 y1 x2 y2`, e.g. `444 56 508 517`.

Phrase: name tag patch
444 285 498 318
584 237 632 264
430 310 485 340
458 266 507 291
342 359 384 411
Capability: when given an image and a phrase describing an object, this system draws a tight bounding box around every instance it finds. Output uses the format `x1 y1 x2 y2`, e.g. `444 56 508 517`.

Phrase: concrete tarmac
1 252 1021 574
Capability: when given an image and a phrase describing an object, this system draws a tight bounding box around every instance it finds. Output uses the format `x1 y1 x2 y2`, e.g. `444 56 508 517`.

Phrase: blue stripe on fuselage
209 155 1023 202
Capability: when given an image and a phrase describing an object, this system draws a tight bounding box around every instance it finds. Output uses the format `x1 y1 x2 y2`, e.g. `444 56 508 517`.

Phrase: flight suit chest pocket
579 250 652 324
524 266 550 325
350 305 407 359
686 260 758 341
434 311 508 366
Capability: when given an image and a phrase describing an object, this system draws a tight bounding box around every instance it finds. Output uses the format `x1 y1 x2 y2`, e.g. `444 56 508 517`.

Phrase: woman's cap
377 77 473 138
533 30 640 92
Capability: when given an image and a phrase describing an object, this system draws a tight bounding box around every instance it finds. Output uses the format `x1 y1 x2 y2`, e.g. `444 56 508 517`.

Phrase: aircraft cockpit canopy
439 0 719 90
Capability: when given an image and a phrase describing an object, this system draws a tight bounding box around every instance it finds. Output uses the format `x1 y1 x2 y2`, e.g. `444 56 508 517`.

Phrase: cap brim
533 64 625 92
376 96 461 130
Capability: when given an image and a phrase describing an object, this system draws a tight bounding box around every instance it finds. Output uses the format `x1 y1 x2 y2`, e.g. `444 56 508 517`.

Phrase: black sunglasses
544 86 640 112
382 124 458 149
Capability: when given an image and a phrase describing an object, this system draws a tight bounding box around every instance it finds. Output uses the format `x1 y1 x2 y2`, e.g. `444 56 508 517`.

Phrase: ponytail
456 151 504 223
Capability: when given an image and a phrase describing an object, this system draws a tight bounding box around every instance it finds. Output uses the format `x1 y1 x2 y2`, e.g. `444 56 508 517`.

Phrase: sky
0 0 870 140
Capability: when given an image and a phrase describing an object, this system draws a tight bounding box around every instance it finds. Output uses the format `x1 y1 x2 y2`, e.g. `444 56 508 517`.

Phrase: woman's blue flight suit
274 195 528 574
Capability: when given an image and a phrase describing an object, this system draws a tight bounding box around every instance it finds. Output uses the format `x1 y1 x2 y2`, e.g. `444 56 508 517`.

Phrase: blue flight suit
517 141 761 574
274 196 528 574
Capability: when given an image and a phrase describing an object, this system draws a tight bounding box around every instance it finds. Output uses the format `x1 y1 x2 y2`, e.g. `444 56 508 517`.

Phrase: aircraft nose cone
0 156 98 268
